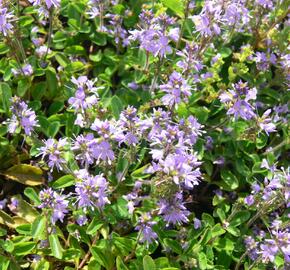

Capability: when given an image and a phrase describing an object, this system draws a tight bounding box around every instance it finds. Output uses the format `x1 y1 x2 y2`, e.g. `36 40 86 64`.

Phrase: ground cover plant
0 0 289 269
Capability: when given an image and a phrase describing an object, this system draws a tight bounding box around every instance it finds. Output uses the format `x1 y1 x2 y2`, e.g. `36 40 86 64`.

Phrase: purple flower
38 138 67 171
92 140 115 165
254 52 276 71
160 71 191 108
0 199 7 210
155 153 202 189
205 136 213 150
244 236 259 260
141 30 172 57
35 45 51 58
258 109 276 135
128 82 138 90
135 213 158 244
158 192 190 225
68 76 100 126
0 6 14 36
177 43 203 76
219 81 257 120
12 64 33 77
91 119 115 139
7 97 38 136
75 169 110 210
72 133 97 166
244 195 255 206
29 0 60 9
39 188 69 224
76 215 88 226
256 0 274 9
259 241 278 263
86 7 100 19
194 218 202 229
113 106 141 146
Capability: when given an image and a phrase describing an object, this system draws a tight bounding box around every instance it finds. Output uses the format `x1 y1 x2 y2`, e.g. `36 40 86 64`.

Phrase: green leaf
110 96 123 119
256 133 268 149
19 15 34 27
113 236 135 256
11 195 39 223
32 82 47 100
116 256 128 270
64 45 86 55
202 213 215 227
229 211 251 227
55 53 69 67
0 254 10 270
198 252 207 270
17 78 30 97
210 224 226 238
24 187 41 205
0 82 12 113
0 210 22 228
35 260 50 270
0 43 9 54
91 246 114 270
48 101 64 115
32 216 46 239
164 238 183 254
220 170 239 191
46 68 58 99
15 224 31 235
3 164 44 186
86 217 103 235
131 164 150 179
161 0 184 17
143 255 156 270
49 234 63 259
2 240 14 253
48 122 60 138
52 175 75 189
89 51 102 62
226 226 240 237
13 242 36 256
65 61 85 73
219 47 232 58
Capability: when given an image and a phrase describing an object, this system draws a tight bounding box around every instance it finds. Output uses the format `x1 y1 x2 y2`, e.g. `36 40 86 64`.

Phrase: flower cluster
38 138 67 171
129 10 179 58
0 4 14 36
219 81 257 120
7 97 38 136
75 169 110 210
39 188 69 224
0 0 289 269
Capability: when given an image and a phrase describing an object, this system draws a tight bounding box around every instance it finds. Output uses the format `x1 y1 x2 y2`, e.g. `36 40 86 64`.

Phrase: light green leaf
143 255 156 270
52 175 75 189
161 0 184 17
49 234 63 259
116 256 128 270
32 216 46 239
86 218 103 235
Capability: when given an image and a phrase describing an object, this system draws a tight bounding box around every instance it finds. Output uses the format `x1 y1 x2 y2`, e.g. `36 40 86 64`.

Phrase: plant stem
43 9 54 63
77 232 99 269
175 0 191 52
234 250 248 270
